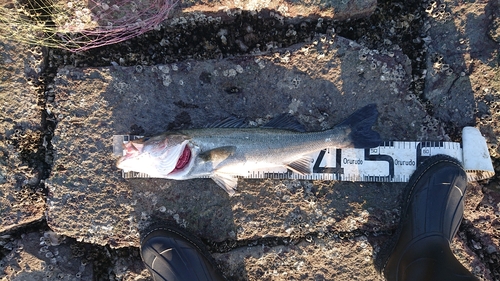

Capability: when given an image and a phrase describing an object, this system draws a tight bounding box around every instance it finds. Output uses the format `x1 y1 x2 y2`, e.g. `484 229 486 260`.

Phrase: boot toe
379 155 471 281
141 225 226 281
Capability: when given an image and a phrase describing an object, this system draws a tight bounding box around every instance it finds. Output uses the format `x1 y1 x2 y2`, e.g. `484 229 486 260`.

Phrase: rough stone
176 0 377 22
424 0 500 188
0 42 46 233
213 236 383 281
0 230 93 280
182 0 377 20
423 0 499 131
0 223 151 281
490 15 500 43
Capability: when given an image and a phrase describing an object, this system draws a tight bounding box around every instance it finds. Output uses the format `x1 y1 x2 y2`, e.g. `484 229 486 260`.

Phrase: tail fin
337 104 382 148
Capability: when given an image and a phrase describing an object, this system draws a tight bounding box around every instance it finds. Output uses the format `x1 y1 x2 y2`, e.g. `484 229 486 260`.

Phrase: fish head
116 133 193 177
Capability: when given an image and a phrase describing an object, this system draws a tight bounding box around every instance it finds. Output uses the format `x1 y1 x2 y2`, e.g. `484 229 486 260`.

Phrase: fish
117 104 381 195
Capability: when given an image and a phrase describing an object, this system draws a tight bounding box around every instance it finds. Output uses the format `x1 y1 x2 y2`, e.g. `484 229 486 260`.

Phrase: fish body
117 104 381 195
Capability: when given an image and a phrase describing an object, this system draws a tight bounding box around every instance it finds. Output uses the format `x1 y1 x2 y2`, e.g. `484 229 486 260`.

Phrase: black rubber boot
380 155 479 281
140 224 227 281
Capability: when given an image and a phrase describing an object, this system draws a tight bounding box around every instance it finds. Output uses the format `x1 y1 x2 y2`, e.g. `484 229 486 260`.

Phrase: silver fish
117 104 381 195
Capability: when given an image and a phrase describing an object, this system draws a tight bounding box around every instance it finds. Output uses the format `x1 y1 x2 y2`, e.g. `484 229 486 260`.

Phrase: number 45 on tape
297 127 493 182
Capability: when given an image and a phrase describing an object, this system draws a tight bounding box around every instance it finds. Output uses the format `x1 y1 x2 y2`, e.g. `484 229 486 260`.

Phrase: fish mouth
169 145 191 174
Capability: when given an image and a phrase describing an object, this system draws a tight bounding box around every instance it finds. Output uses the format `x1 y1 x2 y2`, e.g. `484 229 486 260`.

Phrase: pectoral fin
198 146 236 162
286 156 313 175
211 173 238 196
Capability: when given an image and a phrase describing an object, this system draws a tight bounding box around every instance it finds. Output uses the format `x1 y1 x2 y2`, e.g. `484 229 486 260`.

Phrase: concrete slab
45 34 427 249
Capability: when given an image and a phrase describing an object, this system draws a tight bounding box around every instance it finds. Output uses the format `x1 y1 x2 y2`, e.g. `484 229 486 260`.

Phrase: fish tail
337 104 382 148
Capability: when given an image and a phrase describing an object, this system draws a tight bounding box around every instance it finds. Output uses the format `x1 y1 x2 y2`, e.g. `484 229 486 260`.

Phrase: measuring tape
113 127 495 182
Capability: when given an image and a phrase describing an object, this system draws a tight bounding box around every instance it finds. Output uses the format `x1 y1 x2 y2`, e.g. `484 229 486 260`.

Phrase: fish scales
184 127 348 160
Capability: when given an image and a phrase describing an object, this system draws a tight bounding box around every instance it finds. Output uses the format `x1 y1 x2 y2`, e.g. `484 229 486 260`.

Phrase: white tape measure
113 127 495 182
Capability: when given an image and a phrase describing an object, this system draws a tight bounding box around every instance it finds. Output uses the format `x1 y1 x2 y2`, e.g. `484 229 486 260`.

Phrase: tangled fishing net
0 0 177 52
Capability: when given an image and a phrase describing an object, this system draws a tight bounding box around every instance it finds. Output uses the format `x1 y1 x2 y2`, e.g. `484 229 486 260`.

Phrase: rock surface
0 43 46 234
176 0 377 22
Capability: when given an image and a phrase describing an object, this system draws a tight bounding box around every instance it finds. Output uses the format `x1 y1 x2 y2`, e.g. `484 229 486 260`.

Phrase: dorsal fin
205 116 247 128
261 114 306 132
